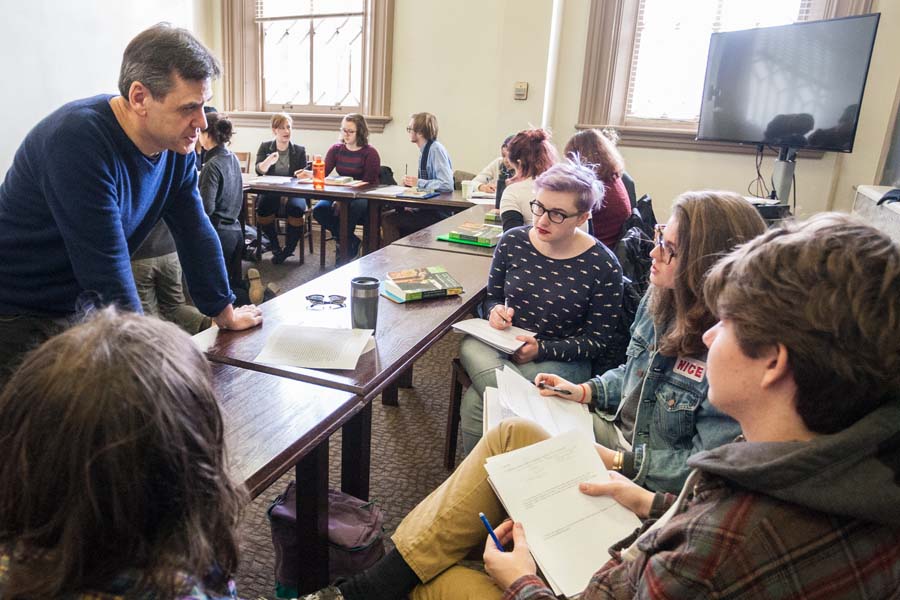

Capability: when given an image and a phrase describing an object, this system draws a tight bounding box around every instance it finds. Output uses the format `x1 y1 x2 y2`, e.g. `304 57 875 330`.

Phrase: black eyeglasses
306 294 346 309
654 224 677 264
529 200 580 224
405 126 415 133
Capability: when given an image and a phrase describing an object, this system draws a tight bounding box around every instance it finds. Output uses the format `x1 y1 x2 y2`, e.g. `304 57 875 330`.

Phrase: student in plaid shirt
303 213 900 600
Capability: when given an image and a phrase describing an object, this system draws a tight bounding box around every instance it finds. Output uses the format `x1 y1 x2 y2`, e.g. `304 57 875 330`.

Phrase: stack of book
440 222 502 247
484 208 501 224
381 266 464 303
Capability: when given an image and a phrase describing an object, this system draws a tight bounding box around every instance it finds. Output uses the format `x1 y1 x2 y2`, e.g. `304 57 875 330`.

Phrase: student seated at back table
301 213 900 600
0 309 246 599
536 191 766 493
381 112 453 244
564 128 632 249
472 134 514 195
458 160 624 454
309 113 381 260
498 128 558 231
254 112 308 265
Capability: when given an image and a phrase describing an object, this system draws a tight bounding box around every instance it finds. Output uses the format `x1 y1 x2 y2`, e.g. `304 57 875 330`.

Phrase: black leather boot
259 220 282 256
272 223 302 265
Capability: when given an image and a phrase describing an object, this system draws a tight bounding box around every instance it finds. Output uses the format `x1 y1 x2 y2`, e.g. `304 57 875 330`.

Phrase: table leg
294 440 330 594
338 198 350 263
398 365 414 388
341 401 371 500
367 199 382 253
381 383 399 406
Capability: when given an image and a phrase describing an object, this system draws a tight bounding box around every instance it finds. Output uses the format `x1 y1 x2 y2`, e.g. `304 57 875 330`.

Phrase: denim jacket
585 294 740 493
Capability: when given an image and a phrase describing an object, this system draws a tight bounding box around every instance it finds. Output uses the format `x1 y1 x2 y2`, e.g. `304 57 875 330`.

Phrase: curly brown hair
506 128 558 180
704 213 900 433
649 191 767 357
0 309 245 598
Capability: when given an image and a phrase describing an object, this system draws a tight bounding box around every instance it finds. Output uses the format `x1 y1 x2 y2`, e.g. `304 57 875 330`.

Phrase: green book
381 266 464 303
484 209 501 224
446 222 502 247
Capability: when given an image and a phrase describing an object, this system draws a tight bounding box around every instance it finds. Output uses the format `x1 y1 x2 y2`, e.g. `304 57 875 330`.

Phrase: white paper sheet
252 175 293 184
451 318 534 354
254 325 374 370
191 324 220 351
372 184 408 196
485 431 641 597
483 386 519 434
495 366 594 442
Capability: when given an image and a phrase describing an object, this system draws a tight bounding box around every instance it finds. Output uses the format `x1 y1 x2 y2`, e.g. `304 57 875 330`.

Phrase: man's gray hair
118 23 221 99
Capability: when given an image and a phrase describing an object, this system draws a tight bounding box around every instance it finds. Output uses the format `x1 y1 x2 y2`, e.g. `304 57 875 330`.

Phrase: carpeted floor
231 231 467 598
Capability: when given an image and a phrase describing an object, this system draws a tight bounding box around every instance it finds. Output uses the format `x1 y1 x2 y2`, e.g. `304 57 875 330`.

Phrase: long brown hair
650 191 767 357
343 113 370 147
0 309 245 598
563 128 624 182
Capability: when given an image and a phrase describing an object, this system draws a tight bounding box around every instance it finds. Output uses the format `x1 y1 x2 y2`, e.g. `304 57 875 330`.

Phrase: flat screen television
697 14 879 153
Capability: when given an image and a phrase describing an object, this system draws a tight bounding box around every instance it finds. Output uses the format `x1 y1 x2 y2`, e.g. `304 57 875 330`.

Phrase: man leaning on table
0 23 261 385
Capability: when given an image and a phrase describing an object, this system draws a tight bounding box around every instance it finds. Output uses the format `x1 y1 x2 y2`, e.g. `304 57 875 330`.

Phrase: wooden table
206 243 492 404
215 362 366 592
357 188 476 253
242 176 376 263
391 204 497 258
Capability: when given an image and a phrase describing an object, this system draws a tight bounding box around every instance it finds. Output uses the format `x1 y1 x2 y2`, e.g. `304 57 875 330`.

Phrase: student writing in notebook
472 134 515 194
301 213 900 600
458 160 624 454
535 192 766 494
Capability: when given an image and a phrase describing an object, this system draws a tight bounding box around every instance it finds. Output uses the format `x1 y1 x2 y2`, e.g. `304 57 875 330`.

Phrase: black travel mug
350 276 380 330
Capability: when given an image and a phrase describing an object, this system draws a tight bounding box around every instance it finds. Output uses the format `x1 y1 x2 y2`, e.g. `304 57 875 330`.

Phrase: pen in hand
479 512 505 552
537 381 573 396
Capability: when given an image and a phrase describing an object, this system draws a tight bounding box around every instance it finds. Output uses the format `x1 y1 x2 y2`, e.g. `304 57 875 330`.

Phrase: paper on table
192 324 220 351
255 325 373 370
373 184 408 196
253 175 293 184
484 430 641 597
468 196 496 205
451 318 534 354
483 386 518 435
470 190 496 199
288 310 376 354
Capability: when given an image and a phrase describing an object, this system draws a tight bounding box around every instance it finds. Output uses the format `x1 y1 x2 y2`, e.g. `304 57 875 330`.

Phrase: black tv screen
697 14 879 153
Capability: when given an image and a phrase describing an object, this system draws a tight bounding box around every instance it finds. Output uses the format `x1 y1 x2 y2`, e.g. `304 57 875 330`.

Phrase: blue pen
479 512 505 552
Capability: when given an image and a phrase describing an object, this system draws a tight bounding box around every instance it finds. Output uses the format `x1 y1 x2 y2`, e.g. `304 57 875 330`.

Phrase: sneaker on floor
298 585 344 600
247 268 265 305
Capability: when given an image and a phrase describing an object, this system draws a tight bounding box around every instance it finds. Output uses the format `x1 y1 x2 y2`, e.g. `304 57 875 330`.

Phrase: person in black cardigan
254 113 308 264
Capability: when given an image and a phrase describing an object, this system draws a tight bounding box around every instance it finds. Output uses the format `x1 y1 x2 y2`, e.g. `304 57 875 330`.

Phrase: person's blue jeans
313 198 368 250
458 336 593 454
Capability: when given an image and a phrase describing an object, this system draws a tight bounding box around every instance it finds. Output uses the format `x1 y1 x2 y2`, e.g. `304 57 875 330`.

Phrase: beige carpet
231 232 467 598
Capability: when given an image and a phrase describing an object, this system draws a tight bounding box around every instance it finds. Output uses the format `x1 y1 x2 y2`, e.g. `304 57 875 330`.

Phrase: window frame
221 0 393 132
575 0 873 154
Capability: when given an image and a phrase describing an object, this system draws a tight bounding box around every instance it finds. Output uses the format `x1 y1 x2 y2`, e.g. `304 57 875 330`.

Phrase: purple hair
533 160 604 213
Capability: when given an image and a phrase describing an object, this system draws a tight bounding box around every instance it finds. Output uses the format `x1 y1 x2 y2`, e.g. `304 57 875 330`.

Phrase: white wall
0 0 196 175
3 0 898 221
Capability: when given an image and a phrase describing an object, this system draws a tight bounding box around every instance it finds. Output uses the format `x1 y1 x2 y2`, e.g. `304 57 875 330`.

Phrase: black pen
537 381 573 395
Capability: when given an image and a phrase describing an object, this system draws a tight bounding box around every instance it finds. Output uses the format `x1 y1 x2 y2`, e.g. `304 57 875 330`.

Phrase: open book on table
484 430 641 598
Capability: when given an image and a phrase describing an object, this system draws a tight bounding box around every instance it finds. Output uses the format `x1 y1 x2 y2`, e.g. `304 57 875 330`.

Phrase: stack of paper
252 175 293 184
483 366 594 442
451 318 534 354
484 430 641 597
254 325 373 370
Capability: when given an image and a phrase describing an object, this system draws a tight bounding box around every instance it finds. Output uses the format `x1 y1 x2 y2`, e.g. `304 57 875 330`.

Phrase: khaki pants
130 252 209 334
392 418 551 600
